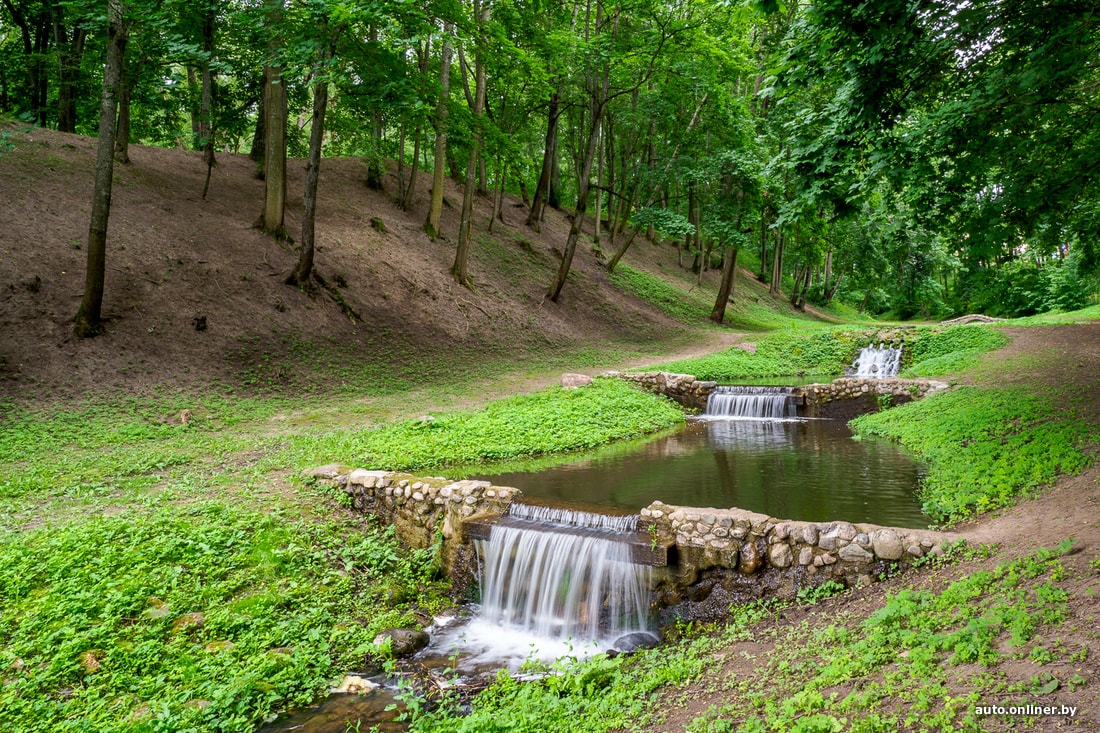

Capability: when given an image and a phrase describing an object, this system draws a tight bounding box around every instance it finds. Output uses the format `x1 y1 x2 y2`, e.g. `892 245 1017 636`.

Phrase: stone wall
603 371 717 410
305 465 517 595
640 501 952 623
605 370 947 418
801 377 949 419
307 466 951 612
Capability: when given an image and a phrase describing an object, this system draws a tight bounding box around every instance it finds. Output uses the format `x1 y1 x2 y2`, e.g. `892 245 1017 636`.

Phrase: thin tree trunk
257 0 287 238
401 123 422 210
52 9 86 134
527 89 560 231
249 72 265 164
74 0 126 338
710 246 738 323
425 24 453 239
287 43 331 287
396 122 406 197
770 231 783 294
453 2 488 287
594 119 603 245
605 93 708 272
114 62 131 163
199 7 216 200
548 62 606 302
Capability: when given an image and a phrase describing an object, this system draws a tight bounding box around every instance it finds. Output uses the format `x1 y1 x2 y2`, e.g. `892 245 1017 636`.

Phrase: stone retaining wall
640 501 952 623
307 466 952 611
802 377 949 419
605 370 947 417
603 371 717 410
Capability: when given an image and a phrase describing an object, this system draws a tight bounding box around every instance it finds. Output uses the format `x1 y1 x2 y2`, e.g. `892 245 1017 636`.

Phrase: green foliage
899 325 1008 378
852 387 1095 522
796 580 846 605
289 378 685 471
656 329 868 380
957 255 1096 318
609 264 715 324
686 548 1075 733
0 505 444 733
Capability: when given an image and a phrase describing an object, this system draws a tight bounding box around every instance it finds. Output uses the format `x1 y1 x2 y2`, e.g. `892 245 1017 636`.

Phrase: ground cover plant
0 504 445 733
851 387 1095 523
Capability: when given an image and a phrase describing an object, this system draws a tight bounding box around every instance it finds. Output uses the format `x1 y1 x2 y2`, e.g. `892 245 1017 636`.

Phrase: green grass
402 546 1083 733
653 329 869 380
852 387 1096 522
998 303 1100 326
284 378 686 471
0 502 445 733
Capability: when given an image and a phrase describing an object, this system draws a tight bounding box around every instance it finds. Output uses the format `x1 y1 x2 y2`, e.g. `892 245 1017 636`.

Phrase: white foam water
704 385 798 419
849 343 902 378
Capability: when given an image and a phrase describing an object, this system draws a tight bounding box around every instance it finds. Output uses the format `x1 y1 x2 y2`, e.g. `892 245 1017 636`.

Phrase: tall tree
74 0 127 338
256 0 287 238
424 22 453 239
453 0 488 287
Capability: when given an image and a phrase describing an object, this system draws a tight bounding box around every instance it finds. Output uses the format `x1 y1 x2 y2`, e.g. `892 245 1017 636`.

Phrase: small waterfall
475 504 651 644
705 385 798 419
849 343 902 378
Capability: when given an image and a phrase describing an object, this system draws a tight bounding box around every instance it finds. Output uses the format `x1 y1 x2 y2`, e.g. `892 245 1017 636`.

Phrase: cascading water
705 385 798 419
475 504 651 644
848 343 902 378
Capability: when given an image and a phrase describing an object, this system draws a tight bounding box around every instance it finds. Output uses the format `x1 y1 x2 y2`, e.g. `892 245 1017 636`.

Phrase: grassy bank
0 375 685 732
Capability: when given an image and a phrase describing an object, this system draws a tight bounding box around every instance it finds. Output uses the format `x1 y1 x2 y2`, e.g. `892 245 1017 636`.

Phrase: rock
374 628 430 657
145 597 171 619
906 544 923 557
801 525 819 545
78 650 104 674
171 612 205 633
872 529 905 561
178 409 193 425
739 541 762 574
612 632 660 654
332 675 379 694
204 640 235 654
561 373 593 389
769 544 793 568
798 547 814 566
838 544 873 563
735 342 757 353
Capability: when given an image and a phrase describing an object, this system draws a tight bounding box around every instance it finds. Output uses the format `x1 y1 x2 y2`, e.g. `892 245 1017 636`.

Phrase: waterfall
474 505 651 645
849 343 902 378
704 385 798 419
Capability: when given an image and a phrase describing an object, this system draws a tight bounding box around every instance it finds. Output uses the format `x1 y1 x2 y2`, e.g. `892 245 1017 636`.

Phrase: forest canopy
1 0 1096 323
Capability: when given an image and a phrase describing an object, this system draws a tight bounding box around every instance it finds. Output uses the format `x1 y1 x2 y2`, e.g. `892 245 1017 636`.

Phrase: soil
0 126 802 406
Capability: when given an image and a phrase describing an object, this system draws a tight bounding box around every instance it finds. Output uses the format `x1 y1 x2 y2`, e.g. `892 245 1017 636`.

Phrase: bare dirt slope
0 126 799 404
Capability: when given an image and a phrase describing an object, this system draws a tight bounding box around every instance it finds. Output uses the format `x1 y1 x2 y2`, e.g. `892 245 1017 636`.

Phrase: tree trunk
114 63 131 163
710 246 739 323
527 89 560 231
287 44 331 287
489 160 506 230
74 0 126 338
425 24 453 239
594 118 603 245
453 3 488 288
401 124 422 210
249 72 265 164
52 7 86 134
759 207 767 281
548 64 606 302
769 231 783 294
199 7 217 200
257 0 287 238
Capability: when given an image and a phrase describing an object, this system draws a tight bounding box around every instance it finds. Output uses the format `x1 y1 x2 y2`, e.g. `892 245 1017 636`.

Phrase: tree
452 0 488 287
74 0 127 338
424 21 453 239
256 0 287 239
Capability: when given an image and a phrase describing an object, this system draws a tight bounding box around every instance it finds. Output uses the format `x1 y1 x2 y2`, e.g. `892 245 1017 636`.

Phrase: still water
475 417 929 528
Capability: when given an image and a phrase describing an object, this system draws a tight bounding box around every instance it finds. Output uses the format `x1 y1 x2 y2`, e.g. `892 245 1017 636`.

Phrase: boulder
871 529 905 561
612 632 660 654
560 373 594 389
374 628 430 657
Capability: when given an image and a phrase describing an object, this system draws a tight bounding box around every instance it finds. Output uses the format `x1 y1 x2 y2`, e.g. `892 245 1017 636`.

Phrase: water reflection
478 418 928 528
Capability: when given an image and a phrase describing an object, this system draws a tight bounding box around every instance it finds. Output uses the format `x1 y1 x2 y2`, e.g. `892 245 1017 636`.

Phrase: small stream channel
262 376 927 731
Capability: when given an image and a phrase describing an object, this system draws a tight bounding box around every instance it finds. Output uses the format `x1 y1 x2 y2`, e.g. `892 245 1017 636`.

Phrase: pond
471 416 928 528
